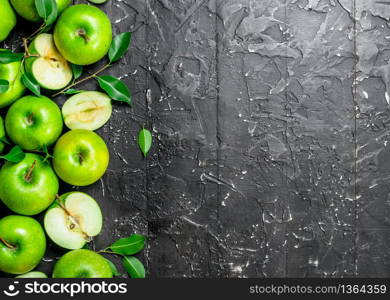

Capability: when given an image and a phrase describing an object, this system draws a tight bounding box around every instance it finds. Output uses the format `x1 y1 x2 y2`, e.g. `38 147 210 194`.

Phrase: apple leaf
108 234 145 255
138 128 152 157
71 64 83 80
22 73 41 96
0 146 25 163
105 258 121 277
0 80 9 94
108 32 132 63
64 89 86 95
41 144 53 163
122 256 145 279
96 76 131 105
0 51 24 64
35 0 58 25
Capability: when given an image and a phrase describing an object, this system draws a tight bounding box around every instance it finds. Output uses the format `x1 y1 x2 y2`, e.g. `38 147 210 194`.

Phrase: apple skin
0 0 16 42
0 215 46 275
0 50 26 109
54 4 112 65
10 0 71 22
0 116 5 154
53 130 109 186
53 249 112 278
5 95 63 151
0 153 59 215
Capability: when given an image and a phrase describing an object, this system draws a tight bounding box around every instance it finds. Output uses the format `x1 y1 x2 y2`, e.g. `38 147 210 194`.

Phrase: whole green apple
16 271 47 278
10 0 71 22
5 95 63 151
0 49 26 108
53 130 109 186
0 116 5 154
0 0 16 42
53 249 112 278
0 215 46 274
0 153 59 215
54 4 112 65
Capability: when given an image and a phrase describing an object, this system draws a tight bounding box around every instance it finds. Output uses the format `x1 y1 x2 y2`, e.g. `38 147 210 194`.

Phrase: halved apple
25 33 72 90
16 271 47 278
44 192 103 250
62 91 112 131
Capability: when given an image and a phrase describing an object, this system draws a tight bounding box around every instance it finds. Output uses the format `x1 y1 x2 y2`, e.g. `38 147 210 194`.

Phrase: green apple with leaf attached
44 192 103 250
53 129 109 186
25 34 72 90
16 271 47 278
5 95 63 151
53 249 113 278
0 215 46 274
10 0 71 22
54 4 112 65
0 50 26 108
62 91 112 131
0 0 16 42
0 153 59 215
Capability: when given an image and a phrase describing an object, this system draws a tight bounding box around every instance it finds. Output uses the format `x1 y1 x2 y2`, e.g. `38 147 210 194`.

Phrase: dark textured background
1 0 390 278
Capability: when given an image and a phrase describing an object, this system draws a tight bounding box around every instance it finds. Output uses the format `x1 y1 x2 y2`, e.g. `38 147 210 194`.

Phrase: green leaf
22 73 40 96
138 128 152 157
0 79 9 94
108 32 132 63
82 243 90 250
105 259 120 277
64 89 85 95
0 51 24 64
108 234 145 255
41 144 53 163
0 146 25 163
71 64 83 80
35 0 58 25
96 76 131 105
122 256 145 279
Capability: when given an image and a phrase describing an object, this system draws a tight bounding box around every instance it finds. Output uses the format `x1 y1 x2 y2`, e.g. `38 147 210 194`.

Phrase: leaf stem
52 63 111 97
97 249 122 256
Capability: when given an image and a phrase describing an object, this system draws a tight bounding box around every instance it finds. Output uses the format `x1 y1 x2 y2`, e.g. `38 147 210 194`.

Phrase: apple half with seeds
44 192 103 250
62 91 112 131
25 33 72 90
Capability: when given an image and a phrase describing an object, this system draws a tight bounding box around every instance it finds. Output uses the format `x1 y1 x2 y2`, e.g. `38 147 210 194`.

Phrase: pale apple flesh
16 271 47 278
44 192 103 250
26 34 72 90
62 92 112 131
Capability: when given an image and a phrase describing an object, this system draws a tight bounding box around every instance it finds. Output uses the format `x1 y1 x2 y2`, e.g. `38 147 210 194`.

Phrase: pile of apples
0 0 144 278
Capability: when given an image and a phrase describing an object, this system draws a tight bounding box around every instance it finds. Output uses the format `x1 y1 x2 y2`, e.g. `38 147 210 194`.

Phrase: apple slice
44 192 103 250
62 91 112 131
25 33 72 90
16 271 47 278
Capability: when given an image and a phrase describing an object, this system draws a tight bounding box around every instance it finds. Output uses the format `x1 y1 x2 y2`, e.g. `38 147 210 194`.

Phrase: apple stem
24 160 37 182
0 237 16 250
52 63 111 97
77 29 90 43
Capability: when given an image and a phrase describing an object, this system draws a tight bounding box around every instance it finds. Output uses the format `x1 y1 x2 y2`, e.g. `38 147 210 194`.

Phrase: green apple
16 271 47 278
0 49 26 108
44 192 103 250
0 0 16 42
53 130 109 186
0 153 59 215
25 34 72 90
53 249 112 278
0 215 46 274
54 4 112 65
5 95 63 151
62 91 112 131
10 0 71 22
0 116 5 154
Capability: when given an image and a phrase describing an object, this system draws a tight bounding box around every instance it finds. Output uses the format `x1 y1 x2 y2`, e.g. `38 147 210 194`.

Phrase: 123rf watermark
2 281 127 297
249 284 388 296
